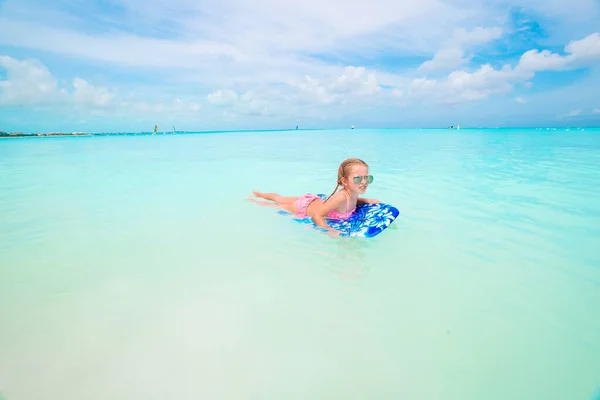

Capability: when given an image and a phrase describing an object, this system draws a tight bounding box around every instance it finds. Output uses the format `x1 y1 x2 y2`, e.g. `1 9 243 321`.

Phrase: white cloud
121 98 201 115
288 75 338 105
0 55 199 114
419 26 503 71
517 33 600 73
201 66 382 120
0 55 119 108
518 49 569 71
0 55 123 109
0 19 246 69
287 66 380 105
0 55 58 105
72 78 116 107
419 48 469 72
108 0 456 54
515 96 526 103
230 91 285 118
452 26 504 47
409 64 523 103
207 90 238 107
556 107 600 120
409 32 600 104
564 32 600 64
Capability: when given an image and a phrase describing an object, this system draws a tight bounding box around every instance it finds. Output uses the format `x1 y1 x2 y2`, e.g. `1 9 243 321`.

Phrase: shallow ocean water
1 128 599 400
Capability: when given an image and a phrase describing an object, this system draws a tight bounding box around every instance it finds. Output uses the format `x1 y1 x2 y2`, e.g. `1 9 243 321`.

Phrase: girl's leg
253 190 299 205
247 198 282 208
248 196 298 214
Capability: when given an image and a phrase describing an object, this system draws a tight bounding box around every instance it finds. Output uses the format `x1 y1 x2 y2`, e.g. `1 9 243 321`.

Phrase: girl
251 158 380 236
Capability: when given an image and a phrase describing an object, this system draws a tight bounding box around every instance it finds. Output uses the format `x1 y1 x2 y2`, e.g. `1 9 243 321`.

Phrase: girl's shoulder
329 189 349 203
331 189 352 210
314 190 347 215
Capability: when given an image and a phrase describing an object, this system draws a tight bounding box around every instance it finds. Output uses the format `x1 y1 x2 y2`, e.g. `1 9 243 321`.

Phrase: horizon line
2 126 600 136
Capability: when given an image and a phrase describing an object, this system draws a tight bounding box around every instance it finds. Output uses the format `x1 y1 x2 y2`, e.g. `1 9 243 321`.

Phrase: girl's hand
327 229 343 237
368 198 380 204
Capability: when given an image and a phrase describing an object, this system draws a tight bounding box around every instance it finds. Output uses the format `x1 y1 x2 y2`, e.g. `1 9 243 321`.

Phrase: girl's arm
311 192 346 234
358 197 380 204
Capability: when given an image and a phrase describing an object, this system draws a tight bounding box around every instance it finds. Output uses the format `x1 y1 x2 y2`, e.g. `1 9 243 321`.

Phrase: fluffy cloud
0 19 246 69
72 78 116 107
518 33 600 72
287 66 380 105
225 91 287 118
207 89 238 107
206 88 289 118
0 55 118 108
408 64 522 103
561 107 600 119
121 98 201 115
419 26 504 71
408 32 600 104
201 66 381 116
0 55 199 114
0 55 58 105
419 48 470 72
452 26 505 47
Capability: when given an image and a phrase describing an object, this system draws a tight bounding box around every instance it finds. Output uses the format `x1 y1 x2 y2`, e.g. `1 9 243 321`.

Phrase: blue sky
1 0 599 132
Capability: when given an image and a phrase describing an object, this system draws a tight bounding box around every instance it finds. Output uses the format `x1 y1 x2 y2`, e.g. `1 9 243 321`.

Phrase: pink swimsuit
294 191 355 220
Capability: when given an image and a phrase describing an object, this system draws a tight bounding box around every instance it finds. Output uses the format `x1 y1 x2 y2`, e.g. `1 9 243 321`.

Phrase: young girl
251 158 380 236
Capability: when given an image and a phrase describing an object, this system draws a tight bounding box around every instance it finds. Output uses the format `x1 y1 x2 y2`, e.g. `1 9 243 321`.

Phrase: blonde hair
324 158 369 202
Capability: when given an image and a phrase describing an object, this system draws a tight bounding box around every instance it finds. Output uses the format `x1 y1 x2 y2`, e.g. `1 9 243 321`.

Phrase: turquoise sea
1 128 600 400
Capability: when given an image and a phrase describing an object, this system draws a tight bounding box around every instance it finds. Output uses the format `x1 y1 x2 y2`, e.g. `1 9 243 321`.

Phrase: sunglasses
352 175 374 184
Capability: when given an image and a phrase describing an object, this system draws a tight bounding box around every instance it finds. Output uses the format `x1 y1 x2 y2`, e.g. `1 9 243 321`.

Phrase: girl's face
343 164 372 195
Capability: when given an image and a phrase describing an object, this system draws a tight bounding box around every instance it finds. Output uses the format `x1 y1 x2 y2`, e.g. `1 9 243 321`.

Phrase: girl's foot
246 190 261 202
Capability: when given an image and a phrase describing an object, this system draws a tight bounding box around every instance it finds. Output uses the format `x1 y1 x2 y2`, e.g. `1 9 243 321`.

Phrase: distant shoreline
0 129 303 137
1 126 598 139
1 132 93 138
0 132 170 138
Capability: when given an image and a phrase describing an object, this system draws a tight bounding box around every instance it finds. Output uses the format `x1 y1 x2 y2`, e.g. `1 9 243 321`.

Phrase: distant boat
351 125 355 129
154 125 158 134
